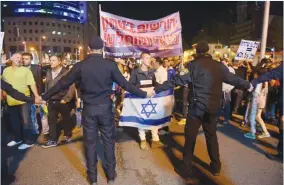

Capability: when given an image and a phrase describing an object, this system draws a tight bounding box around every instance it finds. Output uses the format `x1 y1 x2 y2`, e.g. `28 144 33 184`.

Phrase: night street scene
0 1 283 185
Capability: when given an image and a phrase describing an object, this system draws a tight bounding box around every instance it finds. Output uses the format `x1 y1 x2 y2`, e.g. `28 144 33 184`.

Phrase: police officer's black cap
196 41 209 54
89 36 104 50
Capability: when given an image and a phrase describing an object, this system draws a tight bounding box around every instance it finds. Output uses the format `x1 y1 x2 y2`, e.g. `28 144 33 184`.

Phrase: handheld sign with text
235 39 260 61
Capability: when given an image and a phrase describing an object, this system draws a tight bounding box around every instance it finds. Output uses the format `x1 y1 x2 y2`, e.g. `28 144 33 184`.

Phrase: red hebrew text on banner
100 11 183 58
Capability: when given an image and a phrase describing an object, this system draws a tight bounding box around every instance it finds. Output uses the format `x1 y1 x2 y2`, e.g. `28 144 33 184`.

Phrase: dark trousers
232 89 243 113
82 104 116 183
277 97 283 154
183 103 221 172
8 103 37 145
48 101 73 141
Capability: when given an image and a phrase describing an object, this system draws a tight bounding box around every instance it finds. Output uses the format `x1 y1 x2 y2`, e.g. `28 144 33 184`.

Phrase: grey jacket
45 67 75 102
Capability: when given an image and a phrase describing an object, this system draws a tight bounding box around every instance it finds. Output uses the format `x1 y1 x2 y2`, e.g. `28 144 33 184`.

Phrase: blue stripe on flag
120 116 171 126
124 89 173 99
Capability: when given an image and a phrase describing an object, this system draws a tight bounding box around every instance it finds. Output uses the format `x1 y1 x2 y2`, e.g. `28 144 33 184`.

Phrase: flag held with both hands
119 88 174 130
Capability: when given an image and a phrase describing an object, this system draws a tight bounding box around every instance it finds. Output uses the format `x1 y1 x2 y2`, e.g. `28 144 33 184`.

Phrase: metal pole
260 1 270 60
39 38 42 62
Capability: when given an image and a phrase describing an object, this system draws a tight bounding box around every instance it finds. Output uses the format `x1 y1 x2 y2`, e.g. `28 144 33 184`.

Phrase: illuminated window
17 8 25 12
52 31 56 34
63 12 68 16
57 32 61 35
63 32 66 36
3 4 7 7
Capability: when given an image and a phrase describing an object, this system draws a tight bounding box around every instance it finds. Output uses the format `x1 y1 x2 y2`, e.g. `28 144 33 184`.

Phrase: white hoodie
222 66 235 93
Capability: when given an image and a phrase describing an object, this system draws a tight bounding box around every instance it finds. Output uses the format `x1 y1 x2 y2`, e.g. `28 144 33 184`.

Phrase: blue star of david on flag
141 100 157 118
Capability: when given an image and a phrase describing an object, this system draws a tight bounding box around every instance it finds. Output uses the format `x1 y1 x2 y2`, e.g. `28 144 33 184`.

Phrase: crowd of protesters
1 46 282 184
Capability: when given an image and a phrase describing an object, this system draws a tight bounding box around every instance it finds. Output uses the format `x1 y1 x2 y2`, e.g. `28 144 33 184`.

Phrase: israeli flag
119 89 174 130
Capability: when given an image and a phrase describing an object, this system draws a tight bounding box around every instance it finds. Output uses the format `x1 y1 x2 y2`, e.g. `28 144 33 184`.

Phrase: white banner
235 39 260 60
100 10 183 58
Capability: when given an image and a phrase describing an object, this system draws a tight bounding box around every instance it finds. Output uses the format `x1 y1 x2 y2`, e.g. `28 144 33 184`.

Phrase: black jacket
155 54 250 113
129 67 156 87
29 64 43 94
45 67 75 102
42 53 146 105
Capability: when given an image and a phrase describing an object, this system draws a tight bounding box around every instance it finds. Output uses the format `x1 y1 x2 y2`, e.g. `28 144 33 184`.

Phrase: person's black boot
266 153 283 163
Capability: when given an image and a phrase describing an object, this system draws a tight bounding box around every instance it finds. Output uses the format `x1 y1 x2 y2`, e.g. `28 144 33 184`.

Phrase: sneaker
107 172 117 184
151 140 164 149
222 121 229 125
7 140 22 147
158 130 170 135
266 153 283 162
18 143 34 150
177 119 186 125
140 140 148 150
60 136 71 144
41 141 57 149
257 132 271 139
72 126 81 134
244 133 256 139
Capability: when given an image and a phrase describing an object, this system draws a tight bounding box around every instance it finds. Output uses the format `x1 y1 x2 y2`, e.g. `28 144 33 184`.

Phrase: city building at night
1 1 98 61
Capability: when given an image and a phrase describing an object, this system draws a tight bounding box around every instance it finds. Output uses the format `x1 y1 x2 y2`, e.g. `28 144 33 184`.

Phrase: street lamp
22 42 27 52
30 47 35 51
76 46 83 61
39 36 46 62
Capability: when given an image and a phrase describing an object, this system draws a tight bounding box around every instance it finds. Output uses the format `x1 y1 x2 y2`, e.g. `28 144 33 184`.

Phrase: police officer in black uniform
154 41 252 177
41 36 149 185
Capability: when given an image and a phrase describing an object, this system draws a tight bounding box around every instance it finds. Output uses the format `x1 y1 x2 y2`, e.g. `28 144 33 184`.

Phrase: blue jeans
31 104 39 134
249 95 258 134
217 100 231 122
8 103 37 145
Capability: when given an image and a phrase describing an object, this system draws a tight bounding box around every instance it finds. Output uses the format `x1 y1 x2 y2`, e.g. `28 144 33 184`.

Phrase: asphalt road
6 116 283 185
